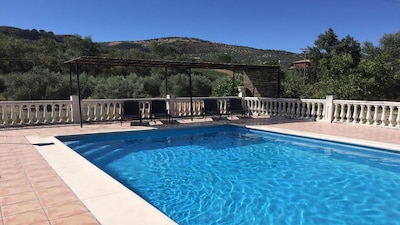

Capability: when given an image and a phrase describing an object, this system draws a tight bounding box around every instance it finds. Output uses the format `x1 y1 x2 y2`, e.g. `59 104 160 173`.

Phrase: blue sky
1 0 399 53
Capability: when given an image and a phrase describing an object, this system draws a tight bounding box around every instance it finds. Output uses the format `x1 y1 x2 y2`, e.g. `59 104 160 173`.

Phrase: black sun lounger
121 100 142 125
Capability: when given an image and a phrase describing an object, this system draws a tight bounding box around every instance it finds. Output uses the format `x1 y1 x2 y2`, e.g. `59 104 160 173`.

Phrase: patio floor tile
1 199 42 217
2 209 49 225
49 212 99 225
0 191 37 206
44 201 89 220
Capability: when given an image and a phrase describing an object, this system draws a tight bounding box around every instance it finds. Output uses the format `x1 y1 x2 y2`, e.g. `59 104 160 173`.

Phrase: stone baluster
246 99 252 115
1 106 5 126
339 103 346 122
50 103 56 123
258 100 263 116
271 100 276 116
345 104 352 123
253 99 258 116
42 104 48 124
294 101 299 118
26 104 32 125
110 102 116 120
175 102 181 116
183 101 189 116
288 102 293 118
373 105 379 126
259 99 263 116
388 106 394 127
278 101 283 117
380 106 387 127
65 103 70 122
283 101 288 117
186 100 191 116
100 103 105 121
181 101 187 116
358 104 365 124
299 102 304 119
310 103 316 120
9 105 16 125
303 102 309 119
105 103 111 120
315 103 321 120
352 104 359 124
274 99 280 116
57 104 63 123
333 103 339 122
256 99 261 116
295 102 301 119
266 100 271 116
92 103 98 121
319 102 325 120
396 106 400 128
367 105 373 124
264 99 268 116
33 105 39 124
85 104 91 122
17 104 24 125
88 103 93 121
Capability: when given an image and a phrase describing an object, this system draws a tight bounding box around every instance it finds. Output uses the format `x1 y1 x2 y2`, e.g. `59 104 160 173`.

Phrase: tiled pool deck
1 118 400 225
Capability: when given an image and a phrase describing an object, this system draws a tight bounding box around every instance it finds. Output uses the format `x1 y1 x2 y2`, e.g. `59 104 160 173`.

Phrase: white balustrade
0 100 72 127
244 97 325 121
332 100 400 128
171 97 229 117
1 96 399 129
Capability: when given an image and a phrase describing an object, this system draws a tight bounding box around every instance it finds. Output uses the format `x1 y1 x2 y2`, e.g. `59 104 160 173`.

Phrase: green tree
306 28 363 99
211 74 243 96
217 54 232 63
281 69 308 98
3 68 71 100
165 73 212 97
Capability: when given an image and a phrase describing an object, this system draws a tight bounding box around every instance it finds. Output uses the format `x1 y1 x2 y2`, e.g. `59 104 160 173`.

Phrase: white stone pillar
238 86 246 97
70 95 81 124
324 95 335 122
167 95 175 117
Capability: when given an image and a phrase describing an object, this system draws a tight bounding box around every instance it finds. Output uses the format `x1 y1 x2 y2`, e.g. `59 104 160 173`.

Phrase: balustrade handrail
334 99 400 106
0 100 71 104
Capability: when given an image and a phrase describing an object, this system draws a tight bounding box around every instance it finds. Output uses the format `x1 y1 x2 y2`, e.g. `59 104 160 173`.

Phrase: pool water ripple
60 125 400 225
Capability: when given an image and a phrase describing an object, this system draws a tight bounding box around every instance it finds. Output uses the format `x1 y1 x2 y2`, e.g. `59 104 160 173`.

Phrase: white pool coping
27 131 177 225
27 124 400 225
248 125 400 152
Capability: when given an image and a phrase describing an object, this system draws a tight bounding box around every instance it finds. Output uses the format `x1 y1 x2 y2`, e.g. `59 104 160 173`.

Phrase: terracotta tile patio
0 119 399 225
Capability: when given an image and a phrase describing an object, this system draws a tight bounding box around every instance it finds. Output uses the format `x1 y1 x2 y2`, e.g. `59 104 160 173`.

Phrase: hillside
0 26 301 73
104 37 301 66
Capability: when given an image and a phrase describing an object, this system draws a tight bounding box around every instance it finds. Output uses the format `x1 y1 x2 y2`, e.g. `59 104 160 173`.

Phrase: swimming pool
59 125 400 225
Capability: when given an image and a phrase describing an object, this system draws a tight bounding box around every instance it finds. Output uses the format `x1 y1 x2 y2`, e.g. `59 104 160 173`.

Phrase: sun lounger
121 101 142 125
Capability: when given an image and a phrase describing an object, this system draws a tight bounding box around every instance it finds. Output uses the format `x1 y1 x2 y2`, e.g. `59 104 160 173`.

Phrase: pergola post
188 66 193 120
75 62 83 128
69 63 73 95
165 67 168 97
232 70 235 95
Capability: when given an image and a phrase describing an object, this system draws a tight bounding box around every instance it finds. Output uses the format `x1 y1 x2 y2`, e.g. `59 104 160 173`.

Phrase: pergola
64 56 280 126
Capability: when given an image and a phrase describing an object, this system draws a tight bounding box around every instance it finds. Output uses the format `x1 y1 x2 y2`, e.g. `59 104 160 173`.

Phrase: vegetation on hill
0 26 399 101
106 37 299 65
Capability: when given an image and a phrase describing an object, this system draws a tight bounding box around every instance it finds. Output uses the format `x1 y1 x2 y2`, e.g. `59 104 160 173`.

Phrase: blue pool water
59 125 400 225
